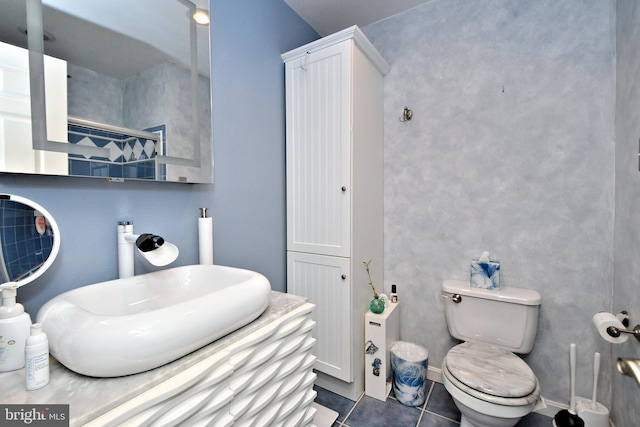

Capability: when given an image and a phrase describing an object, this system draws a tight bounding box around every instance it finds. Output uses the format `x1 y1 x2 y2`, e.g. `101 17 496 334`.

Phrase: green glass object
370 296 385 314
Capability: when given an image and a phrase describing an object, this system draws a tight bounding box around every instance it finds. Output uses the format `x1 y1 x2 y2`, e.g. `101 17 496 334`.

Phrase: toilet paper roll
592 312 628 344
198 217 213 265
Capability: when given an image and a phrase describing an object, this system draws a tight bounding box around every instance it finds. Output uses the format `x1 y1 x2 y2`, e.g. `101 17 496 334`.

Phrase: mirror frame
12 0 212 183
0 194 61 289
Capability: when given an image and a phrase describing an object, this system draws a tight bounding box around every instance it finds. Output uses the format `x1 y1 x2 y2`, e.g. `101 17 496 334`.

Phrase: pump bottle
0 287 32 372
25 323 49 390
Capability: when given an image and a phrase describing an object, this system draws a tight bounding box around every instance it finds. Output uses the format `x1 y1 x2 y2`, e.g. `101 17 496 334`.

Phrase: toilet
441 279 542 427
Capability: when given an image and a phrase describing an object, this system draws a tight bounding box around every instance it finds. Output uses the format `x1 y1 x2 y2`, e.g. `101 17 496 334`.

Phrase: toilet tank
441 280 541 354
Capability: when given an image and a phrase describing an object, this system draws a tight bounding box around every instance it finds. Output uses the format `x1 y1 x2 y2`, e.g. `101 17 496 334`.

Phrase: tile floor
314 380 551 427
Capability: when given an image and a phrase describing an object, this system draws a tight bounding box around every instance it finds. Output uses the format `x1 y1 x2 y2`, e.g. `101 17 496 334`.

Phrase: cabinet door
287 251 351 381
285 41 351 257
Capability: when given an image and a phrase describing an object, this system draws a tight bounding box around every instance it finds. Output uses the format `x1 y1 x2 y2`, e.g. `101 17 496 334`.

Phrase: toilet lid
445 342 537 398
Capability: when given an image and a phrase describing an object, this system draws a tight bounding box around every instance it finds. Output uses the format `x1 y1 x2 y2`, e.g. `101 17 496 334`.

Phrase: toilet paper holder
607 311 640 342
607 325 640 341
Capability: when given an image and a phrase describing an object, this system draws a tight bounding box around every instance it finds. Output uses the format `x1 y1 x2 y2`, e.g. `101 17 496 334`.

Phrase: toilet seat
443 342 539 406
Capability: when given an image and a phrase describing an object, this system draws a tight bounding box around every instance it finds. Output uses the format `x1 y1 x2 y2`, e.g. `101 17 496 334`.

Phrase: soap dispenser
0 287 32 372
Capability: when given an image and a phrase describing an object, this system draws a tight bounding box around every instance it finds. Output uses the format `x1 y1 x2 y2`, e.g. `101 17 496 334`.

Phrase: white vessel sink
37 265 271 377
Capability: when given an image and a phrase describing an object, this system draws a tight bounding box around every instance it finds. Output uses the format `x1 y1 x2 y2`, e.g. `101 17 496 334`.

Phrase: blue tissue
470 258 500 290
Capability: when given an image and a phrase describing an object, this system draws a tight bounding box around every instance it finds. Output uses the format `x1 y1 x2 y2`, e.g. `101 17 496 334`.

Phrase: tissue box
470 259 500 290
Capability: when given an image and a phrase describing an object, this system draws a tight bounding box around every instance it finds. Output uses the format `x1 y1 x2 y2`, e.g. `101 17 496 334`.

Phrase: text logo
1 405 69 426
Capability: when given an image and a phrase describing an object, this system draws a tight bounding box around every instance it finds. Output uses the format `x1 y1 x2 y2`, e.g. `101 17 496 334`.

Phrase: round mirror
0 194 60 288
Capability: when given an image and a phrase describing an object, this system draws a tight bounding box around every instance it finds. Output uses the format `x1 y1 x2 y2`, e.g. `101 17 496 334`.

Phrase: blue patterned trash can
390 341 429 406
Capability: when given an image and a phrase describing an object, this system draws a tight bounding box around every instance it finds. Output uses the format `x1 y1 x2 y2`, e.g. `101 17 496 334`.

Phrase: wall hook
400 106 413 122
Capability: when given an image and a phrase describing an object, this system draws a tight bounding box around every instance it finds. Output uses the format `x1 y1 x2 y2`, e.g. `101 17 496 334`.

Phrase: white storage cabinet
283 26 389 400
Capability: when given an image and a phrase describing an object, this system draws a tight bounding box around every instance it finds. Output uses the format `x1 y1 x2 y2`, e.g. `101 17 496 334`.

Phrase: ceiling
282 0 432 36
0 0 427 81
0 0 210 80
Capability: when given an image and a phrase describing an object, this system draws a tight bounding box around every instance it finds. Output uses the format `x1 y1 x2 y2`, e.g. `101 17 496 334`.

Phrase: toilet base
455 400 523 427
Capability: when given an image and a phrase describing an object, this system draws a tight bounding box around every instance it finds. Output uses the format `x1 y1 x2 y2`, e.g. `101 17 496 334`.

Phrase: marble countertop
0 291 307 426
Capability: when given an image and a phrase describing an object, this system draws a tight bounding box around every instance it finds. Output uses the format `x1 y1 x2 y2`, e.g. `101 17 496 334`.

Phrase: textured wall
363 0 616 405
613 1 640 426
124 62 213 182
67 63 123 125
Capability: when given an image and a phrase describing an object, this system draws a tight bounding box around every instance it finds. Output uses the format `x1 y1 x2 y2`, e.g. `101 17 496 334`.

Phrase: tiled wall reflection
67 124 165 180
0 199 54 282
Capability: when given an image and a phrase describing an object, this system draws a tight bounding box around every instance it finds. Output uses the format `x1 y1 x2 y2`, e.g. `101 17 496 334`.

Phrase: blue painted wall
209 0 318 294
0 0 318 316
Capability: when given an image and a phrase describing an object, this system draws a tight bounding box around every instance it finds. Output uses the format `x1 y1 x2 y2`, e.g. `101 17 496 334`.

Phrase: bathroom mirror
0 0 212 183
0 194 60 288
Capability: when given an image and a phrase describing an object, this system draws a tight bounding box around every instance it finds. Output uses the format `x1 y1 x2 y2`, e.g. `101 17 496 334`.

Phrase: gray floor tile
344 395 422 427
314 383 552 427
516 411 551 426
314 385 356 423
424 383 461 422
418 411 460 427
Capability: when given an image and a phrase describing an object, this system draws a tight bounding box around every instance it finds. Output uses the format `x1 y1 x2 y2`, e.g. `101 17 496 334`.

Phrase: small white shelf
364 302 400 401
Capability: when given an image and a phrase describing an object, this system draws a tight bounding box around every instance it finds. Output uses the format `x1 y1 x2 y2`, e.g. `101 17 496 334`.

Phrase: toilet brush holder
575 397 609 427
574 352 609 427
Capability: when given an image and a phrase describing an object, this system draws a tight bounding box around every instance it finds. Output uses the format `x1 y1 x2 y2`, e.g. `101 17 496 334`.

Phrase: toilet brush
553 343 584 427
575 352 609 427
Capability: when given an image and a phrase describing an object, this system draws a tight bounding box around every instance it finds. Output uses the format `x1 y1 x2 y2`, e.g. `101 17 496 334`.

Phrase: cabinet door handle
341 274 347 280
341 186 347 192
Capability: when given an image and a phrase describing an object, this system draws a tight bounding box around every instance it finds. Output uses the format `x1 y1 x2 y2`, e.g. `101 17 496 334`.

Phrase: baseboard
534 398 564 418
426 365 442 384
